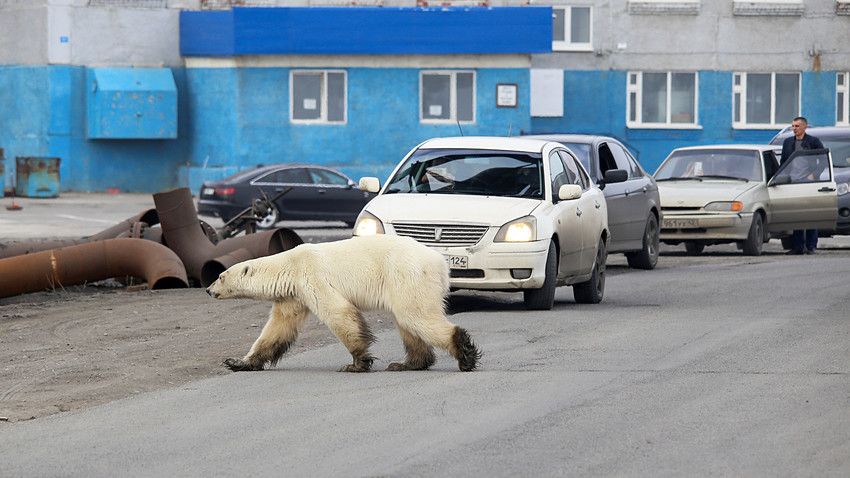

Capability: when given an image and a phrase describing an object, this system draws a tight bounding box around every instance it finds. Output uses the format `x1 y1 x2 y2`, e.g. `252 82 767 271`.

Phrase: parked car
197 163 374 229
769 126 850 237
523 134 661 269
353 136 624 310
653 144 838 255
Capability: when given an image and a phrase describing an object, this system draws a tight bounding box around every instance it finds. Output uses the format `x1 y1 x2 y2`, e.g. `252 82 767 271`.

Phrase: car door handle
576 208 583 217
819 187 836 192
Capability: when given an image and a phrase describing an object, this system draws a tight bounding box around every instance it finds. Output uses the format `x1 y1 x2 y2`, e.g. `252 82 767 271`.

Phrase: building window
838 72 849 126
291 70 347 124
552 6 592 52
627 72 698 127
733 72 799 128
420 71 475 124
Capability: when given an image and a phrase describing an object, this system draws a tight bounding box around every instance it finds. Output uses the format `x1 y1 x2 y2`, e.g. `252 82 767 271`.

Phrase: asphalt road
1 192 849 476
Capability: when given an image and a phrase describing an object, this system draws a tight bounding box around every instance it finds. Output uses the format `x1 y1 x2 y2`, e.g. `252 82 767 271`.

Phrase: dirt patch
0 282 397 422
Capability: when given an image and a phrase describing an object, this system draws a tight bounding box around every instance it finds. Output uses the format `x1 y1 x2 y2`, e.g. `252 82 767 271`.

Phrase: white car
653 144 838 255
354 136 623 310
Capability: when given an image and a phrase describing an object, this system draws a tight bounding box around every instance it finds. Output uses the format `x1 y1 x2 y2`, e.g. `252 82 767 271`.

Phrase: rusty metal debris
0 238 188 299
153 187 302 287
217 186 293 239
0 187 304 298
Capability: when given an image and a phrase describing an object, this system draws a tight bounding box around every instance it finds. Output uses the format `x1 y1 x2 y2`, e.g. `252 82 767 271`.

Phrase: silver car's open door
766 148 838 232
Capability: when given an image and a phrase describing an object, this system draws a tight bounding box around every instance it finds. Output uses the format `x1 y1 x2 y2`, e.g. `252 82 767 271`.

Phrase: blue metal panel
180 10 235 57
87 68 178 139
180 7 552 57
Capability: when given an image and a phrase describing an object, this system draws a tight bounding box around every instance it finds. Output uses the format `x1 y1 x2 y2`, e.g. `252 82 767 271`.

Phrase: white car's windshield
384 149 544 198
655 149 762 182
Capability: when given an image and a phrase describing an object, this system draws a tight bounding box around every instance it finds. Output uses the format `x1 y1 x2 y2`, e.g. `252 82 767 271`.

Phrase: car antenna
508 124 513 137
457 119 464 136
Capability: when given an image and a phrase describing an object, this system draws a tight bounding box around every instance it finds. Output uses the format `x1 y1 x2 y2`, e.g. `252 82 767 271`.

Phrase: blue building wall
180 66 531 192
0 6 840 193
0 65 191 193
529 70 838 175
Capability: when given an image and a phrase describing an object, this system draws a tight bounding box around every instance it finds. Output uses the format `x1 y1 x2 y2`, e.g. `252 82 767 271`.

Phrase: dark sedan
770 126 850 236
524 134 661 269
197 163 374 229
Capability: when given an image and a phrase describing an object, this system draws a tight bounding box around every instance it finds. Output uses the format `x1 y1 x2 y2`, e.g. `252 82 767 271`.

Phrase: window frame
289 69 348 125
626 71 700 129
732 71 800 129
552 5 593 52
419 70 476 125
837 72 849 126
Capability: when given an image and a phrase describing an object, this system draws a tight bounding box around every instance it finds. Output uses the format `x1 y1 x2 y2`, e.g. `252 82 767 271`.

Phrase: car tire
684 241 705 255
742 213 764 256
626 213 659 270
574 237 606 304
257 206 280 230
523 240 557 311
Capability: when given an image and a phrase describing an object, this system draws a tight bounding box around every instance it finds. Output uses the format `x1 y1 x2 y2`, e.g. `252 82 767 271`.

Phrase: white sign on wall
530 69 564 117
48 6 72 65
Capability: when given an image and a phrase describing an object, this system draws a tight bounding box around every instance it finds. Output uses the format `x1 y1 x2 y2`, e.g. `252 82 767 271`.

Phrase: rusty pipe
0 238 188 299
0 209 160 260
153 188 302 287
200 248 255 287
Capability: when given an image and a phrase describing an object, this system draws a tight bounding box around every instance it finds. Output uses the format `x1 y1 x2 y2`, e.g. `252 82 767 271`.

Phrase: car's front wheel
523 240 557 310
574 237 606 304
626 213 659 270
742 213 764 256
257 206 280 230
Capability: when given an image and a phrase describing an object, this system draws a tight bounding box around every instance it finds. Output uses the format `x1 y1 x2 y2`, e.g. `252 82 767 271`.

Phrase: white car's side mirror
359 177 381 193
558 184 582 200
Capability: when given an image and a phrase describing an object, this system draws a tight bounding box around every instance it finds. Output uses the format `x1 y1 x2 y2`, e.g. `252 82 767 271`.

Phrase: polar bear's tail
453 326 482 372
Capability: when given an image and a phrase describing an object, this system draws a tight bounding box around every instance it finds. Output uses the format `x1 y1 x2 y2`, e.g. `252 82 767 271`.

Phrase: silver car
525 134 661 269
654 144 838 255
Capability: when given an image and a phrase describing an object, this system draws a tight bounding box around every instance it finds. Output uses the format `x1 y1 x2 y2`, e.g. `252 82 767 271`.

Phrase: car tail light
214 187 235 197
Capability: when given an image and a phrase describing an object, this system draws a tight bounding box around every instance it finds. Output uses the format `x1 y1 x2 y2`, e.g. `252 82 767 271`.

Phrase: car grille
392 223 489 246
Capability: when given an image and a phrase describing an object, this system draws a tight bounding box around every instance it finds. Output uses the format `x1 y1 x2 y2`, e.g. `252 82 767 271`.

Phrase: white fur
208 235 469 371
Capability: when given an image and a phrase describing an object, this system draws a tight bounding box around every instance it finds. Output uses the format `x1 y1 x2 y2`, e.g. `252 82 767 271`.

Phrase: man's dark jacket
781 133 825 164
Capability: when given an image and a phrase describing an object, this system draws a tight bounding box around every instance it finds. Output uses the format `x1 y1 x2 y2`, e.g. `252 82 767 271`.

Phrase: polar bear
207 234 481 372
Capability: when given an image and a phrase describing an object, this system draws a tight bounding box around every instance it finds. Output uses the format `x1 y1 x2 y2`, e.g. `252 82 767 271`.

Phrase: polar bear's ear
241 265 252 277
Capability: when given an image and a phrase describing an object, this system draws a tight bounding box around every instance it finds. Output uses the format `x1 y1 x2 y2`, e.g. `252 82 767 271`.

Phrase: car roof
212 162 338 184
523 133 615 145
670 144 780 153
770 125 850 143
417 136 554 153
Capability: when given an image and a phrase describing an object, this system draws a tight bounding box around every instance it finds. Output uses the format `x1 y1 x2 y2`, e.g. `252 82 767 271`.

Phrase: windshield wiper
656 177 703 182
699 175 749 181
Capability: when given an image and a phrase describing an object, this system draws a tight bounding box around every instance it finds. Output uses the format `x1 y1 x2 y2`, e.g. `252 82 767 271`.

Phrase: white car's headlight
353 211 385 236
704 201 743 212
837 181 849 196
495 216 537 242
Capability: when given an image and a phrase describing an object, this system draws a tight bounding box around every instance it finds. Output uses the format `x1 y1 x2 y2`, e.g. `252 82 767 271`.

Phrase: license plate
447 255 468 269
662 218 699 228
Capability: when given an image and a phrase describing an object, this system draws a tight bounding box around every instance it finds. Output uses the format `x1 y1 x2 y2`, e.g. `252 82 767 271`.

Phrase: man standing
781 116 825 255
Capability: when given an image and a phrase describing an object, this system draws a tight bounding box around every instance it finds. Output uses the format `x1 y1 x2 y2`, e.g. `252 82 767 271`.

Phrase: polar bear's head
206 262 255 300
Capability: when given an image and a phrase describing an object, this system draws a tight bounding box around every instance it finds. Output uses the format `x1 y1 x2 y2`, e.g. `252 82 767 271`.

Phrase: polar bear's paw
338 355 374 373
223 357 263 372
